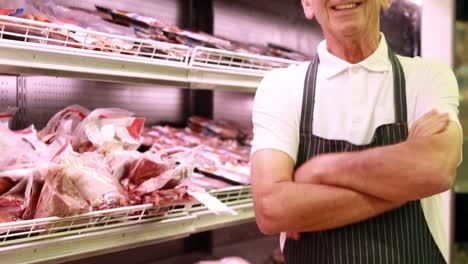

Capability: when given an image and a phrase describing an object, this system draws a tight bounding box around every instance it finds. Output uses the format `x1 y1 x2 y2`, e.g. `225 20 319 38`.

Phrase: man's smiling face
302 0 391 39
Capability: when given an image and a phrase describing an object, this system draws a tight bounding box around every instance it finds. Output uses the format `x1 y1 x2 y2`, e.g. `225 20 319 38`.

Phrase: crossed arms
251 111 462 235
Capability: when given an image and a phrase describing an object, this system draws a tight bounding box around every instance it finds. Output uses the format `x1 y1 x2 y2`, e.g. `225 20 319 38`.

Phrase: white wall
421 0 455 263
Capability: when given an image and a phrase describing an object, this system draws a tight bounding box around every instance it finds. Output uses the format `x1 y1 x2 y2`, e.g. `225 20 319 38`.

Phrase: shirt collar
316 33 391 79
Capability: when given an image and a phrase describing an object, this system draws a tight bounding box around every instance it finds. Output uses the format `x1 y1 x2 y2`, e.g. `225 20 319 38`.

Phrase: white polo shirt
251 34 461 262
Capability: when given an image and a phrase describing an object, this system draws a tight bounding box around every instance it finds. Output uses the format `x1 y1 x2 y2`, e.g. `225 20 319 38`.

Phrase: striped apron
283 49 446 264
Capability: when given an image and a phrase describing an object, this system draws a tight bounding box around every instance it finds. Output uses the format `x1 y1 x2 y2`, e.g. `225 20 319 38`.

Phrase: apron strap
299 55 319 134
297 55 319 166
388 49 408 123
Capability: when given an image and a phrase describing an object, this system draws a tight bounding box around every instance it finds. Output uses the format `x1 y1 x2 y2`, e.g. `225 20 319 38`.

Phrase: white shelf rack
188 46 300 90
0 15 191 86
0 186 254 263
0 15 303 90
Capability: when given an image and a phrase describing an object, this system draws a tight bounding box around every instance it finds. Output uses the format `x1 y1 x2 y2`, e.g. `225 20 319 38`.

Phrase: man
250 0 462 263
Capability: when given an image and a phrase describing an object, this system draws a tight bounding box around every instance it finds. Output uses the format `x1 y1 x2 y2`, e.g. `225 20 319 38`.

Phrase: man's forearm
254 181 402 234
295 123 461 202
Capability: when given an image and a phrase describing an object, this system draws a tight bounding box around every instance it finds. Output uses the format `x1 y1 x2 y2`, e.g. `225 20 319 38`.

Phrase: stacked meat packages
142 116 251 185
0 105 239 225
104 7 309 61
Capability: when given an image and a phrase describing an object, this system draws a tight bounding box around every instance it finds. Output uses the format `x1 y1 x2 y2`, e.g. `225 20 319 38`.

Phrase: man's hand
408 110 449 141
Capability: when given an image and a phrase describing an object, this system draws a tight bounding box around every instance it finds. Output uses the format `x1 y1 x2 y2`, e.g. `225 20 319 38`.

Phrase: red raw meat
127 118 145 140
22 180 43 220
106 150 141 180
0 178 15 195
132 169 176 196
0 211 18 224
128 156 171 185
0 193 25 220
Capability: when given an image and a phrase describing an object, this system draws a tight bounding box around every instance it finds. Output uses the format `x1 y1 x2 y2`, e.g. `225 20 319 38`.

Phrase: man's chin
331 24 366 39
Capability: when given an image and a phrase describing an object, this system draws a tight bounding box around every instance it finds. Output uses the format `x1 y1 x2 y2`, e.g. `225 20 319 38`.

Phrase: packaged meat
127 151 173 186
0 172 42 221
0 169 45 221
0 107 18 128
188 116 246 140
38 104 90 144
105 150 141 180
22 179 42 220
143 118 251 185
0 193 24 220
72 108 145 153
35 147 127 218
0 210 19 224
34 166 89 219
53 147 128 211
132 161 192 196
130 147 200 194
0 123 40 171
0 178 14 195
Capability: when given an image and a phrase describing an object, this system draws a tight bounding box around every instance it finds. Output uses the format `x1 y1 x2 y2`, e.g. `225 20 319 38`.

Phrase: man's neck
324 31 380 64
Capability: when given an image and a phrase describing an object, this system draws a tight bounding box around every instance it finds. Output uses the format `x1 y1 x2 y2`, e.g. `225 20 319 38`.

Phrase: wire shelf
190 185 252 212
190 46 301 75
0 185 252 247
0 15 191 66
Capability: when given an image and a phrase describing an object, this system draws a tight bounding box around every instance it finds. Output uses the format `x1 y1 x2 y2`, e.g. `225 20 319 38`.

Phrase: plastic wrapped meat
38 104 90 144
34 167 89 219
0 193 24 221
0 178 14 196
127 147 191 185
35 148 128 218
127 152 173 186
0 124 40 171
132 161 193 196
106 150 141 180
188 116 246 140
72 108 145 153
22 179 43 220
55 148 128 211
0 107 18 128
128 147 200 205
143 120 251 185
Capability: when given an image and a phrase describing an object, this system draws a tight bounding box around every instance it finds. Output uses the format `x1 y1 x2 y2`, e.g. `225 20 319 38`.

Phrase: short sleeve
414 60 460 126
251 68 301 163
413 60 463 164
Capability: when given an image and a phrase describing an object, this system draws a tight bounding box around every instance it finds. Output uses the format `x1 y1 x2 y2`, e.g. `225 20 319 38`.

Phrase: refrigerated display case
0 0 312 263
0 0 454 263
